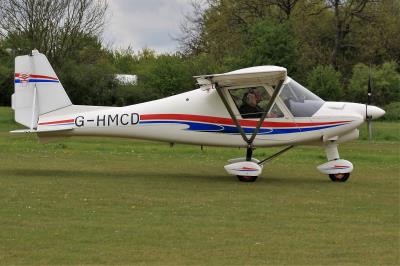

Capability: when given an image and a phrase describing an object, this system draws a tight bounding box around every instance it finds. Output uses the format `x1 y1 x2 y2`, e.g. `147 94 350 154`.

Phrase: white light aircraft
11 50 385 182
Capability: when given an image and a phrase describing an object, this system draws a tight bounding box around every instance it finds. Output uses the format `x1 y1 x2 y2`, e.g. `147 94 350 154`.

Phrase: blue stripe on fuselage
139 120 347 135
15 79 59 83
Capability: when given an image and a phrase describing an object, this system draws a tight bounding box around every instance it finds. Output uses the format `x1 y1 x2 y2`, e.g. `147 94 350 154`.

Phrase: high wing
195 66 287 88
195 66 288 160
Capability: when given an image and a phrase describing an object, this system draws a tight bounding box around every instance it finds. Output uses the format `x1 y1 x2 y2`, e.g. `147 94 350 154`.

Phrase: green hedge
382 102 400 120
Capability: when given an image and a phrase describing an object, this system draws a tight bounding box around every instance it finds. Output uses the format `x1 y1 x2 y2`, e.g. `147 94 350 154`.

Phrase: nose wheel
329 173 350 182
318 143 353 182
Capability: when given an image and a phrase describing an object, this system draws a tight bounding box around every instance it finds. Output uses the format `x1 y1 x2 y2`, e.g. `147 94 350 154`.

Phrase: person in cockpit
239 90 263 118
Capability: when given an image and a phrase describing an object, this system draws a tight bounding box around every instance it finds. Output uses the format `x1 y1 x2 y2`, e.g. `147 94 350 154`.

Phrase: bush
0 62 13 106
382 102 400 120
0 47 14 106
59 58 117 106
134 53 194 99
306 65 343 101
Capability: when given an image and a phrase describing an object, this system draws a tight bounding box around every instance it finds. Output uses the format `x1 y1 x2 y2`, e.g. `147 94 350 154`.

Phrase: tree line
0 0 399 119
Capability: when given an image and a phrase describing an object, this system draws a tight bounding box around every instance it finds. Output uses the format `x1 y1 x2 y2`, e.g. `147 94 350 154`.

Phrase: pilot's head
249 88 262 103
244 92 257 107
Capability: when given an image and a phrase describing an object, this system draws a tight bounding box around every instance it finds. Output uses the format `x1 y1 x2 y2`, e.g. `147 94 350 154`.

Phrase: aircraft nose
367 105 385 120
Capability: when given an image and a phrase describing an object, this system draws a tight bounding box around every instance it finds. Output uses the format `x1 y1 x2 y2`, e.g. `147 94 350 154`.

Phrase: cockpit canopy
225 76 324 119
279 77 324 117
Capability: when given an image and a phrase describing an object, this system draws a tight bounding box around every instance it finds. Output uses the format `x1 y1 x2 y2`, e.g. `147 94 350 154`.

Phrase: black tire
329 173 350 182
237 175 258 182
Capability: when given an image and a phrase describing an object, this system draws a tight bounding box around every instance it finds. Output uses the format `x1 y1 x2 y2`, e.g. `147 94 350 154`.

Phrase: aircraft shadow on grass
4 168 332 186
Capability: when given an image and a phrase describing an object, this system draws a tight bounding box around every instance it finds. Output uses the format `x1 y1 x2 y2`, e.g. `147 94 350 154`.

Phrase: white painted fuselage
36 87 379 147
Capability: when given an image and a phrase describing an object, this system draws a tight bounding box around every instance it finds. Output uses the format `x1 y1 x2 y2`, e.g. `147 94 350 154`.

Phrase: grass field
0 107 399 265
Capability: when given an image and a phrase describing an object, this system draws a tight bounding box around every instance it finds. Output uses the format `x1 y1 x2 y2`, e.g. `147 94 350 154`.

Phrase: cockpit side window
229 86 269 118
279 79 324 117
228 86 285 119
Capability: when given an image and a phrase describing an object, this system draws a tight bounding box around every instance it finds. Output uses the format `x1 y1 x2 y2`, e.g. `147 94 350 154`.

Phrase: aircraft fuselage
37 88 368 147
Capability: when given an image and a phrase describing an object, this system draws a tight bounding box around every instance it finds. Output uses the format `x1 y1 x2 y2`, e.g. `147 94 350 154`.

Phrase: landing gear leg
236 145 258 182
246 145 253 161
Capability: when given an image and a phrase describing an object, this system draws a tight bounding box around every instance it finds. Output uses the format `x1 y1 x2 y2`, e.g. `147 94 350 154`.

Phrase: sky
103 0 194 53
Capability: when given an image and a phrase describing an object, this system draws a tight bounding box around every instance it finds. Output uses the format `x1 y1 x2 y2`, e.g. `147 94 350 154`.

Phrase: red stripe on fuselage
140 114 351 128
38 119 74 125
38 114 351 127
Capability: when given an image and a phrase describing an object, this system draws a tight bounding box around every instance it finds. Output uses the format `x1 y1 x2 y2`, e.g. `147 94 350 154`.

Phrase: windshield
279 78 324 117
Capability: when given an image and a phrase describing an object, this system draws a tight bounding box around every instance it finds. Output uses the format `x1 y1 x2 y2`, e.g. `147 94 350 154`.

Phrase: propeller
366 69 373 140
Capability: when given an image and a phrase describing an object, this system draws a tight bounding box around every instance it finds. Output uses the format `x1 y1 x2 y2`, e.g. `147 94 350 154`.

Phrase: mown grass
0 107 399 265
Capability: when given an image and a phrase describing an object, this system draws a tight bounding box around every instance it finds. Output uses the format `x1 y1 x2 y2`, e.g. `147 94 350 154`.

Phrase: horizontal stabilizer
10 129 37 133
10 127 73 134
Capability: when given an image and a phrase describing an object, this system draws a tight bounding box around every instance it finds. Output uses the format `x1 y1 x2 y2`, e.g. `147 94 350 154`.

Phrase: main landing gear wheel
329 173 350 182
237 175 258 182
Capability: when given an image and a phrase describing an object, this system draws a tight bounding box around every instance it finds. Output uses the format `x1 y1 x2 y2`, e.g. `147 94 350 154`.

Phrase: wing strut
215 79 285 161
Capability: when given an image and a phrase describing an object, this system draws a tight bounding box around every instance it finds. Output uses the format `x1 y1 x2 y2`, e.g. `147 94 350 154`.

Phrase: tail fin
11 50 72 129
